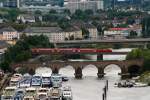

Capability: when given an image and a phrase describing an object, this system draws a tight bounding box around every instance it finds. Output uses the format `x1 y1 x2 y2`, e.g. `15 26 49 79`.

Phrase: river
35 48 150 100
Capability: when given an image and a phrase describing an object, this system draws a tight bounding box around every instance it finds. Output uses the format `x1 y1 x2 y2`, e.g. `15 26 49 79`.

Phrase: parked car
62 76 69 82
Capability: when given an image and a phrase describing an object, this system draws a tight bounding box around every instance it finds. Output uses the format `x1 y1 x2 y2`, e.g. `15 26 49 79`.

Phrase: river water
35 48 150 100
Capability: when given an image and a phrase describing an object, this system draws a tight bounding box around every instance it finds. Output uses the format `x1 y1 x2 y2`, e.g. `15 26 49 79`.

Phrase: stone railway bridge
12 59 144 79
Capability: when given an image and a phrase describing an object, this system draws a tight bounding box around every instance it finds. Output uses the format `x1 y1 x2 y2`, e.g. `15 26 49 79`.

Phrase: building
104 28 129 39
82 24 98 39
20 5 66 13
23 27 65 42
72 21 98 39
22 0 64 7
65 0 104 13
3 0 20 8
64 26 82 40
17 14 36 23
0 27 19 41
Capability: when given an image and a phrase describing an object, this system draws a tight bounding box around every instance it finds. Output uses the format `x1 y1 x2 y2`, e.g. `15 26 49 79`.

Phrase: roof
72 21 96 29
0 26 16 34
23 27 63 33
63 26 81 32
0 41 10 49
20 14 35 20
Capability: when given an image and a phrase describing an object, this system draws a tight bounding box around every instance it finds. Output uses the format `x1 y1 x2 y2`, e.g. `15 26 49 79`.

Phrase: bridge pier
97 54 103 61
97 68 104 78
74 67 82 79
144 42 148 49
52 68 59 74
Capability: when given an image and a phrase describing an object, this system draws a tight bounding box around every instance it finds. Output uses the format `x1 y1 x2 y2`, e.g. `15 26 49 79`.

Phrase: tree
49 9 57 14
142 17 150 37
0 61 10 72
69 35 74 40
113 44 122 49
129 30 138 38
58 18 71 29
0 35 54 72
82 28 90 39
34 10 42 15
72 9 85 20
64 9 71 15
126 49 143 60
126 49 150 72
126 17 135 25
7 9 20 22
74 9 83 16
42 14 58 22
97 25 103 36
84 9 93 15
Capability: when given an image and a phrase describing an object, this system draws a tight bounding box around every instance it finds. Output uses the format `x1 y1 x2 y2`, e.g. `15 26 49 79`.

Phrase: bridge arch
102 63 124 74
128 65 141 77
82 64 98 77
59 65 75 77
104 64 122 74
35 67 52 75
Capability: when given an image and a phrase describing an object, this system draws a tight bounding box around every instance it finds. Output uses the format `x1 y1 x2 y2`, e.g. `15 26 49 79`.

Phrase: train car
77 48 97 53
31 48 112 54
96 49 112 53
58 48 77 54
40 48 55 54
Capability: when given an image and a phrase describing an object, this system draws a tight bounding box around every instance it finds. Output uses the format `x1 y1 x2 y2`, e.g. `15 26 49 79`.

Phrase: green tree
7 9 20 22
64 9 71 15
0 61 10 72
34 10 42 15
84 9 93 15
72 9 85 20
126 49 143 60
129 30 138 38
1 35 54 72
142 17 150 37
82 28 90 39
58 18 71 29
97 25 103 36
49 9 57 14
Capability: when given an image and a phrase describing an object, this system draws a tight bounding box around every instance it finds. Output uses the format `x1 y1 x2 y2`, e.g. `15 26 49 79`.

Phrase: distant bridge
52 38 150 48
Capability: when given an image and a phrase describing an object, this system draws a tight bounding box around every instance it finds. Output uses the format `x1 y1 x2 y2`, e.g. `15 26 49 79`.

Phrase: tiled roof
0 26 16 34
23 27 63 33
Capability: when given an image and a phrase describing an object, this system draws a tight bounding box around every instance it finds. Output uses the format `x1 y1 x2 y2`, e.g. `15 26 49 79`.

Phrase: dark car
62 76 69 82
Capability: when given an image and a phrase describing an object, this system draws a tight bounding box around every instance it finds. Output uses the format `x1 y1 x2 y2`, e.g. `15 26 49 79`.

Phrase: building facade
20 5 66 13
0 27 19 41
23 27 65 42
104 28 129 39
22 0 64 7
64 27 83 40
65 0 104 13
3 0 20 8
17 14 36 23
